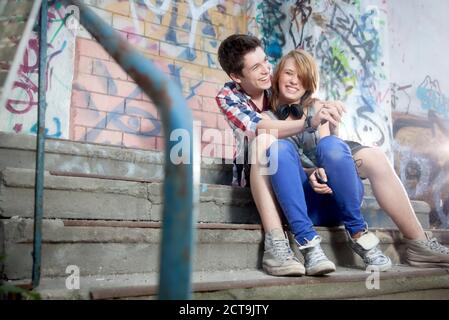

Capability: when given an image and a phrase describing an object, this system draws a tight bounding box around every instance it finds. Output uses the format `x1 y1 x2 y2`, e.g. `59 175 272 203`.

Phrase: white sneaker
348 230 392 272
298 235 336 276
263 228 306 276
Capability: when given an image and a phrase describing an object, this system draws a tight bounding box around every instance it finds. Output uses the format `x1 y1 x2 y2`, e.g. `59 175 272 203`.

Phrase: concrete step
2 217 448 280
0 131 386 195
0 167 430 228
8 267 449 300
0 132 233 185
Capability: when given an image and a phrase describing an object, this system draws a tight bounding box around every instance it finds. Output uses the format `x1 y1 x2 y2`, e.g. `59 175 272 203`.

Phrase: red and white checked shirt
215 81 270 186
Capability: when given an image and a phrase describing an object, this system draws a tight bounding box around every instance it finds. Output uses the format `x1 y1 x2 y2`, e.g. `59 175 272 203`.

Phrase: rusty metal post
63 0 197 299
32 0 48 289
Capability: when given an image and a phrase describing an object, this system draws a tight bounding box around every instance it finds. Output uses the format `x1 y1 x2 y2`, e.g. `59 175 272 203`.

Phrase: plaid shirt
215 81 270 186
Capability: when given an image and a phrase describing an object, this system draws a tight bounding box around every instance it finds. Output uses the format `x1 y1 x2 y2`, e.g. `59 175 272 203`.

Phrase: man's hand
309 168 333 194
311 100 346 129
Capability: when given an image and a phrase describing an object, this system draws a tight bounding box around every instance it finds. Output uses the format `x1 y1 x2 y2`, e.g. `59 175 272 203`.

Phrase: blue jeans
267 135 366 245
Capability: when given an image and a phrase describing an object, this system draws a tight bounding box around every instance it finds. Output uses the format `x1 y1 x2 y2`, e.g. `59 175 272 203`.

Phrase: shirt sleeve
215 87 262 138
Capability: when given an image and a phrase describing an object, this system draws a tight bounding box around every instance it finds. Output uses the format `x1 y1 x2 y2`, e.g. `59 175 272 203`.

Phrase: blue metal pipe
63 0 196 299
32 0 48 289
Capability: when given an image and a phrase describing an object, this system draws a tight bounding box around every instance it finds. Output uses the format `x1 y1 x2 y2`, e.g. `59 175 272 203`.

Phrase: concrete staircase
1 131 449 299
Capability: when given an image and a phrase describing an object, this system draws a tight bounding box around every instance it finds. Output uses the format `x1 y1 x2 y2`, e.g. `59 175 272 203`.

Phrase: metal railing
32 0 197 299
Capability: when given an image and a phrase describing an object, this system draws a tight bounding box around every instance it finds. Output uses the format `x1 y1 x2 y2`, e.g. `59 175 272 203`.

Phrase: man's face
230 47 272 95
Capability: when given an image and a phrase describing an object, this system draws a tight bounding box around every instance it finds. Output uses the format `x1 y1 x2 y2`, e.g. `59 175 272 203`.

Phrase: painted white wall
388 0 449 118
0 4 76 139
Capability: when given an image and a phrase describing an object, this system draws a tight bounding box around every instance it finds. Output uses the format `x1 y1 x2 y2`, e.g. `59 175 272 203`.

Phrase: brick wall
70 0 247 159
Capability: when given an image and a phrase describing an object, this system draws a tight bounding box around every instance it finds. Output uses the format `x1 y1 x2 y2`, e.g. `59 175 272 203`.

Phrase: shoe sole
366 261 392 272
262 265 305 276
407 260 449 268
306 261 336 276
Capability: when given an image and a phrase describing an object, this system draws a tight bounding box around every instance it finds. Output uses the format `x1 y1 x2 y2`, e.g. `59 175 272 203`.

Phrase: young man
215 34 449 276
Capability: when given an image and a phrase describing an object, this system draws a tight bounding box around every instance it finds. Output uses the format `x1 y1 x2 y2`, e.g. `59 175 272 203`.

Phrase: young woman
264 50 392 275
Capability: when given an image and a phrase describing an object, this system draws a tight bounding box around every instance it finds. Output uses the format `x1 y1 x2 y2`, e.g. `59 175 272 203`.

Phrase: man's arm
256 118 307 139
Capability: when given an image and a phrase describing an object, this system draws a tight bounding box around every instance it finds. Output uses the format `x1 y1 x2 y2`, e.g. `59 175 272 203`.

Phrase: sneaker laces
425 237 449 255
363 246 390 265
307 245 327 264
272 239 295 261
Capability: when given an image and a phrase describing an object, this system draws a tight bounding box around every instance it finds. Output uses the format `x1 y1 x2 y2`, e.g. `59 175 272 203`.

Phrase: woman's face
277 57 306 104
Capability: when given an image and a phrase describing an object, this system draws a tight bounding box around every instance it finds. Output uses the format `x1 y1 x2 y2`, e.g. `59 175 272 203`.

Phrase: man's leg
249 133 284 232
353 147 426 240
249 134 305 276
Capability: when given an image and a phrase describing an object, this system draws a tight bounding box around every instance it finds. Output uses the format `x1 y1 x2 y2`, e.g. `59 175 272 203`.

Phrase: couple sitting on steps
215 34 449 276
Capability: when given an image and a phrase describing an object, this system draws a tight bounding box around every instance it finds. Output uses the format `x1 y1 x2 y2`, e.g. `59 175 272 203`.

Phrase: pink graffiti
5 36 65 115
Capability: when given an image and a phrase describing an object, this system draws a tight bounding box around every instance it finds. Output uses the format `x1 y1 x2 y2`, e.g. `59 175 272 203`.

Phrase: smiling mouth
285 86 299 93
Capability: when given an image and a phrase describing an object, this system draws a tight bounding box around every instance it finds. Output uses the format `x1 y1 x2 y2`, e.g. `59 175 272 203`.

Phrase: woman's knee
354 147 391 177
266 140 298 170
316 135 350 162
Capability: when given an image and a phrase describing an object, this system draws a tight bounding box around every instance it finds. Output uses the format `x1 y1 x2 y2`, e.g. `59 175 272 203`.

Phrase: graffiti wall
253 0 393 158
389 0 449 228
0 2 76 139
71 0 245 158
1 0 448 226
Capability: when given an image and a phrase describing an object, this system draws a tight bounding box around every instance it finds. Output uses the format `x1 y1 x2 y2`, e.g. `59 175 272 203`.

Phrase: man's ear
229 72 242 84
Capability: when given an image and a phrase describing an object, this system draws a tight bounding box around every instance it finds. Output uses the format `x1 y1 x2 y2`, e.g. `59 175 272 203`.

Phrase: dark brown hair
218 34 263 76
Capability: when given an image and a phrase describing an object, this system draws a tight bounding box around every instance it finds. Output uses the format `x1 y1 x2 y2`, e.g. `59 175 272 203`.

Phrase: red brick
106 113 140 134
85 128 122 146
187 95 203 110
73 108 107 128
176 61 203 81
74 73 109 95
193 111 217 128
141 54 174 76
202 97 220 113
76 38 110 61
195 82 220 98
201 127 223 144
73 126 86 141
125 99 158 118
71 89 90 108
123 133 157 150
112 14 145 36
203 67 229 84
89 93 125 113
141 118 162 136
127 33 159 56
92 59 128 81
109 79 142 99
217 116 231 130
156 136 166 151
78 56 94 74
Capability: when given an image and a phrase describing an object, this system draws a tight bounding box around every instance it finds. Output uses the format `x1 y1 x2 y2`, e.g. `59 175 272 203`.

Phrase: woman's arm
313 100 342 137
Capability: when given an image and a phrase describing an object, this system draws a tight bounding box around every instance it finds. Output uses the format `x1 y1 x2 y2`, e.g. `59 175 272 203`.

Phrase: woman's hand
309 168 333 194
311 100 346 129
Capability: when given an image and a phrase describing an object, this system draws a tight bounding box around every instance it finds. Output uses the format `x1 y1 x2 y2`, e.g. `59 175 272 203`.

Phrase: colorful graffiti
0 3 76 138
416 76 449 118
127 0 222 66
255 0 286 64
254 0 391 156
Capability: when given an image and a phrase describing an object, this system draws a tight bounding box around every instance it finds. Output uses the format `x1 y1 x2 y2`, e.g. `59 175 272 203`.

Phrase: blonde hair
270 49 319 112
